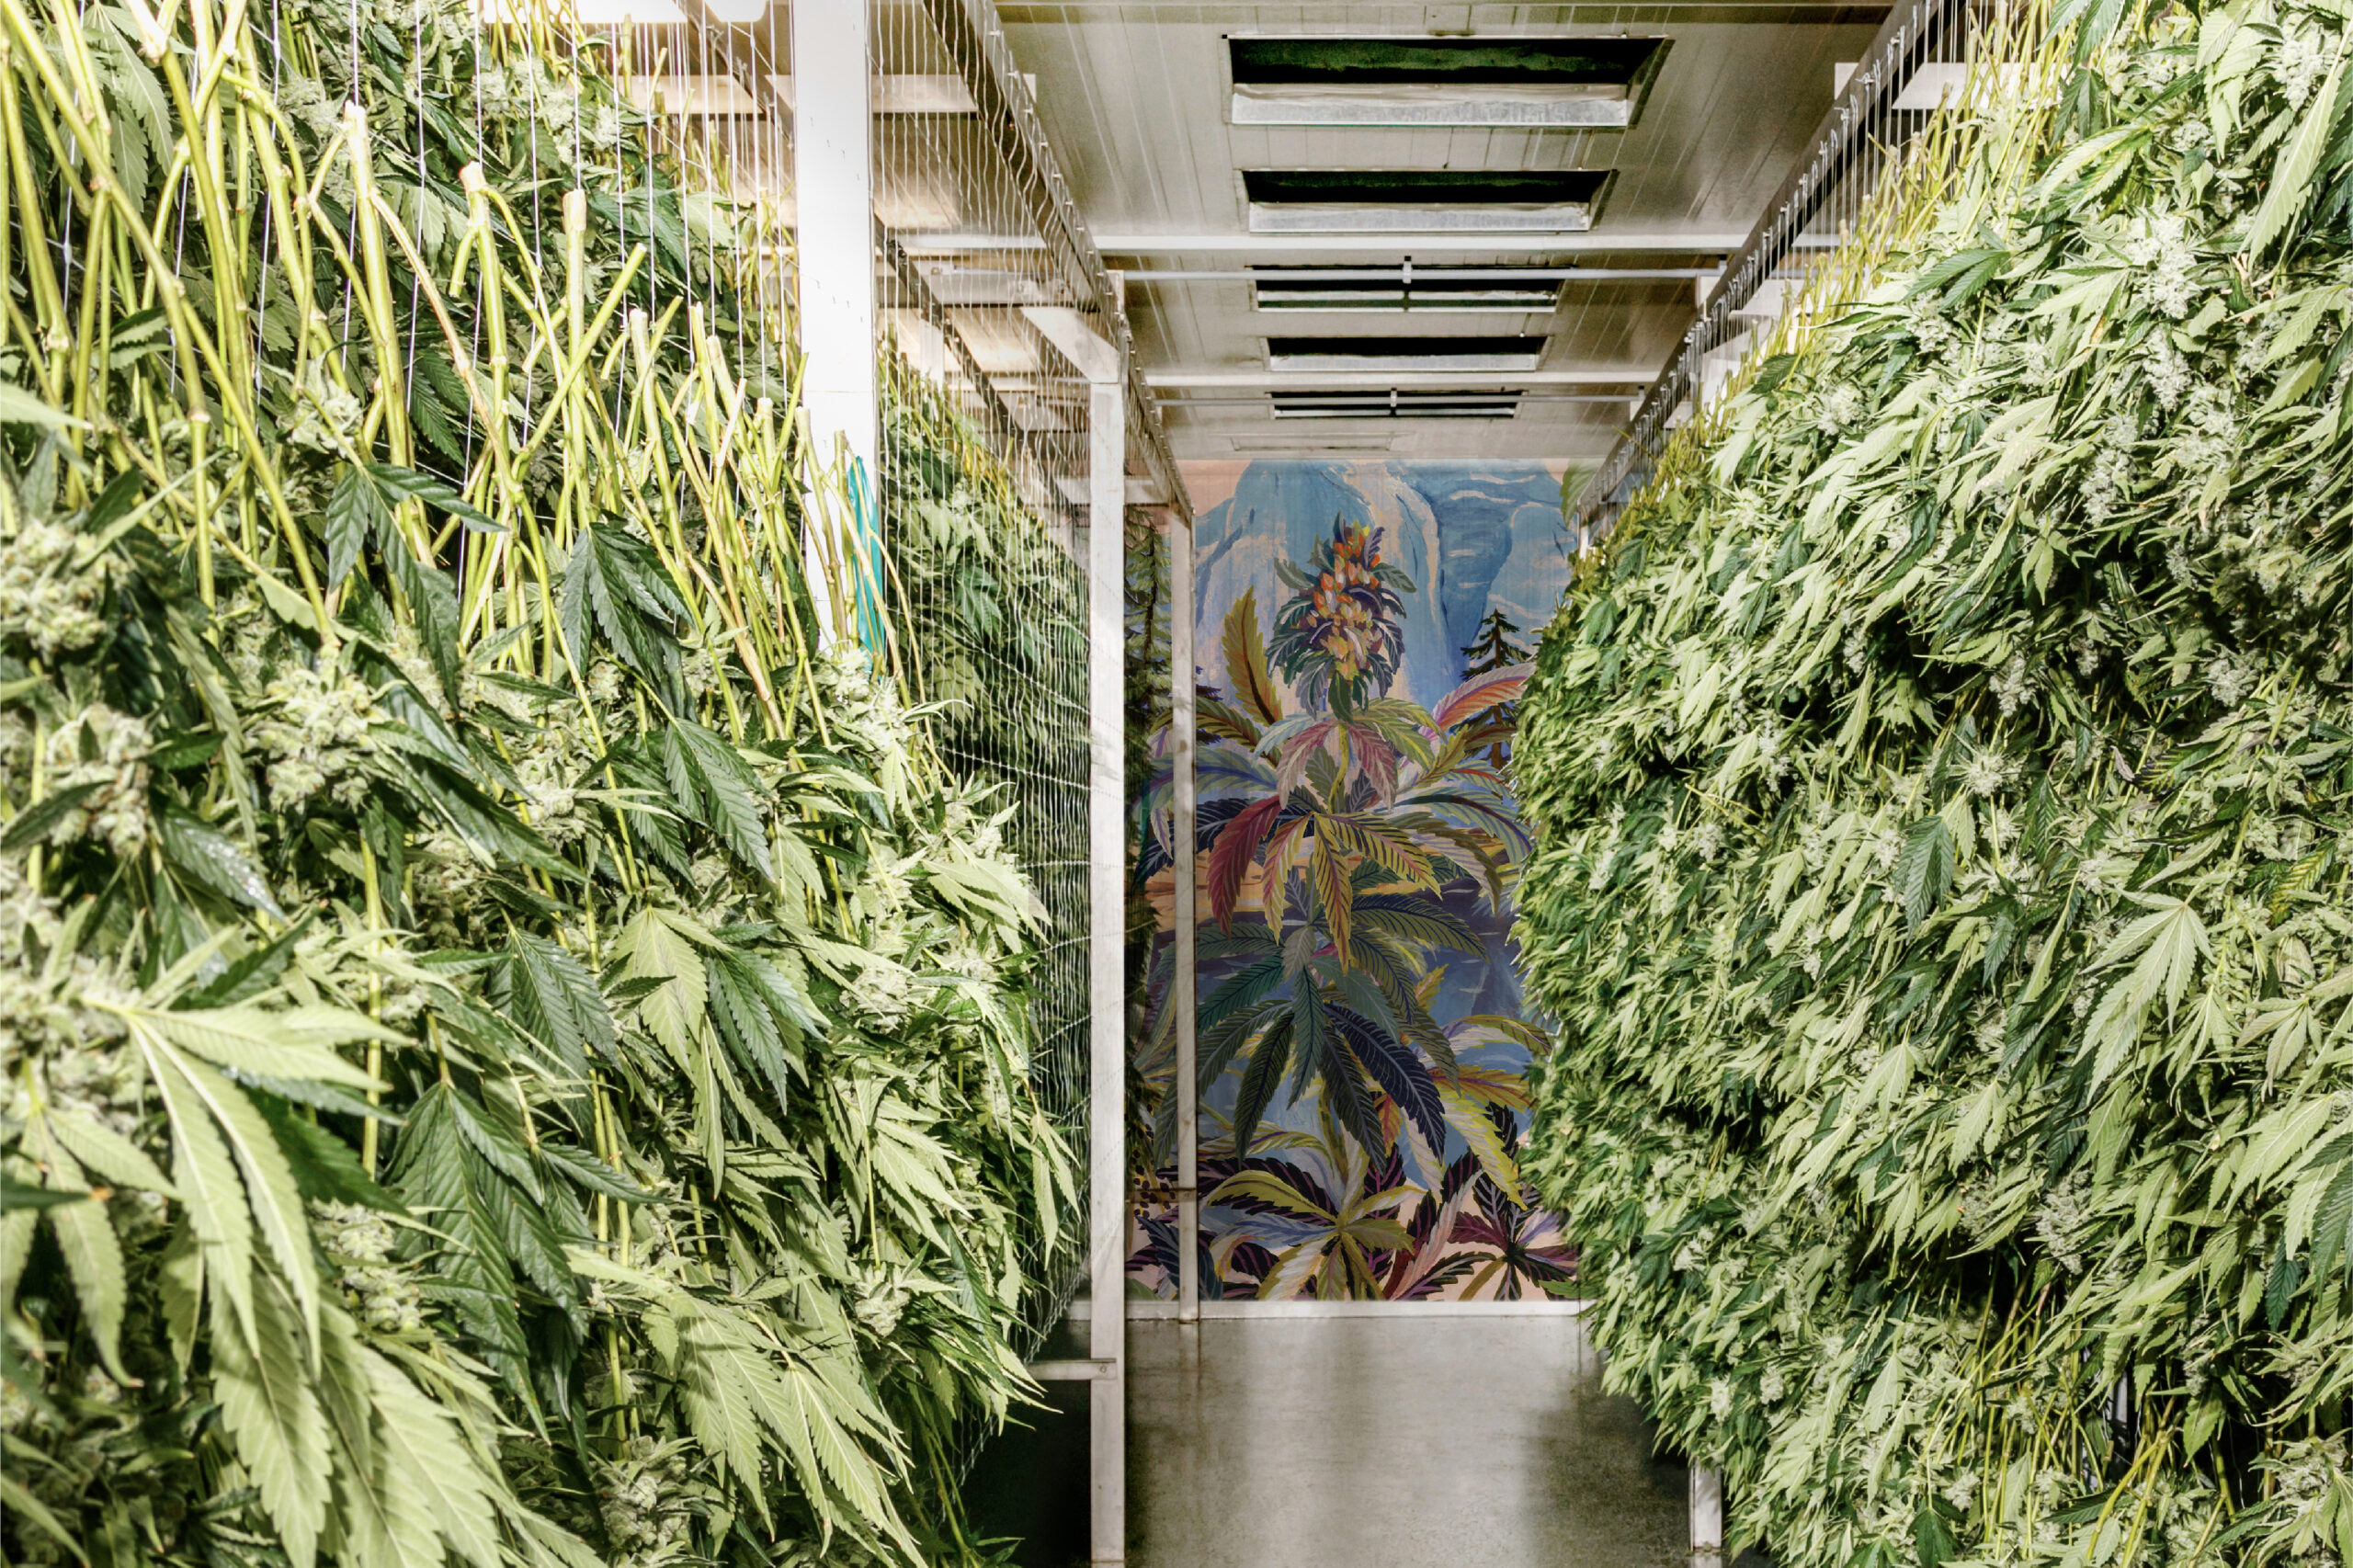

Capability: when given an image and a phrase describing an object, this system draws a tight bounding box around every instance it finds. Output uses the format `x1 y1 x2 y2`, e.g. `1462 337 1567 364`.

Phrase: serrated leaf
674 720 773 879
0 782 102 853
49 1197 131 1383
360 1344 503 1568
379 533 464 715
252 1096 403 1210
155 809 287 918
563 524 687 713
2245 56 2347 260
155 1047 322 1357
326 464 390 592
1231 1013 1294 1161
45 1108 177 1196
365 461 496 532
1893 815 1954 928
211 1271 331 1568
124 1005 388 1089
142 1042 256 1350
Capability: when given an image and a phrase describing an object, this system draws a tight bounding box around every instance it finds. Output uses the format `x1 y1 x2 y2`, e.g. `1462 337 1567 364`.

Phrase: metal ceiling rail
1568 0 1975 536
1086 231 1772 254
920 0 1193 527
1165 393 1641 406
880 232 1079 518
1122 267 1727 282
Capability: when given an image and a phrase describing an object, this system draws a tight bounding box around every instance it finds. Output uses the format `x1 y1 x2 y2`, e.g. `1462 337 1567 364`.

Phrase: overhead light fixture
1271 390 1521 420
1251 265 1558 312
1266 335 1547 373
1229 35 1669 128
1242 170 1612 233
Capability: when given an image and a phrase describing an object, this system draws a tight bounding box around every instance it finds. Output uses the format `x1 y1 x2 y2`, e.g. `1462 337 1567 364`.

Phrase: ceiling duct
1242 170 1612 233
1251 266 1559 312
1228 36 1670 128
1271 390 1521 420
1265 335 1547 372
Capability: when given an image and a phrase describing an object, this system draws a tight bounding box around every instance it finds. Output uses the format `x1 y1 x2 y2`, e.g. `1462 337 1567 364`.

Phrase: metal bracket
1027 1358 1120 1382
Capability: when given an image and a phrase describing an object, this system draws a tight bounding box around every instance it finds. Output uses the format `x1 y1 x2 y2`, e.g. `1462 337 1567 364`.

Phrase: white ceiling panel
1002 4 1885 460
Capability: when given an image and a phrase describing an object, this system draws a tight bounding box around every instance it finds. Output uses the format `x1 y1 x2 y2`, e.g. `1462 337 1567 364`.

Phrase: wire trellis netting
1570 0 1982 540
867 1 1099 1367
464 0 1174 1363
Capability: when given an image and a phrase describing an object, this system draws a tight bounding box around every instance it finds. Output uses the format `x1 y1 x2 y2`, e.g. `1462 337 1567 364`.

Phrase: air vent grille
1251 267 1559 312
1228 36 1670 127
1271 391 1521 420
1243 169 1612 233
1266 335 1547 372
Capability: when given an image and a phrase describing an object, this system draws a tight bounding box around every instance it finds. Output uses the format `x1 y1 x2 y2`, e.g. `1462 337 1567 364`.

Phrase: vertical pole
1087 378 1128 1566
1691 1469 1723 1568
1171 512 1198 1323
790 0 876 630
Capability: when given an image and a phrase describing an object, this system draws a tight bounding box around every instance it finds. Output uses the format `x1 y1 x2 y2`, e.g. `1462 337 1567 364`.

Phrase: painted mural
1129 460 1580 1301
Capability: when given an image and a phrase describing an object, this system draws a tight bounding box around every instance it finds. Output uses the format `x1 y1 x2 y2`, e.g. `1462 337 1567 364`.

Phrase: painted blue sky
1190 460 1574 708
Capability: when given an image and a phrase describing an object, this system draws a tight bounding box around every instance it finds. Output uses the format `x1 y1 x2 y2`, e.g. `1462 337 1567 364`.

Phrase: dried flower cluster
0 6 1076 1568
1516 3 2353 1565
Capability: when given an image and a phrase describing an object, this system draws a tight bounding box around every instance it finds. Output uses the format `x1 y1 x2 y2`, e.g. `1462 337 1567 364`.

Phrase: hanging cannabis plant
0 3 1073 1566
1516 0 2353 1563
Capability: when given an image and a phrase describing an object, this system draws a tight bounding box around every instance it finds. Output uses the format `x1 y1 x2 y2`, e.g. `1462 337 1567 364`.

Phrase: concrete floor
1125 1313 1689 1568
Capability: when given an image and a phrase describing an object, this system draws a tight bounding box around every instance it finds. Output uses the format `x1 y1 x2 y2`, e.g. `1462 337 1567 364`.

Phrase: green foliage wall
1514 2 2353 1563
0 5 1072 1568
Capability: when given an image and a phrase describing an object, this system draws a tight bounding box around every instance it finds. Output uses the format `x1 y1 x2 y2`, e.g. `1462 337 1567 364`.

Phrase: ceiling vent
1251 266 1559 313
1229 36 1670 127
1266 335 1546 373
1243 170 1612 233
1272 391 1521 420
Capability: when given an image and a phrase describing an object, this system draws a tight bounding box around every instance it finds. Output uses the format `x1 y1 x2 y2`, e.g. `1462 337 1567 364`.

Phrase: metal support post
1018 300 1130 1566
790 0 877 631
1171 513 1198 1323
1086 374 1128 1568
1691 1468 1723 1568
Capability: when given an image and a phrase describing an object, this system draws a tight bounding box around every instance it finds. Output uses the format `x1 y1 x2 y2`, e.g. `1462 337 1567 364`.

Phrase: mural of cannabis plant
1517 1 2353 1564
1267 518 1410 720
1131 480 1571 1300
0 6 1070 1568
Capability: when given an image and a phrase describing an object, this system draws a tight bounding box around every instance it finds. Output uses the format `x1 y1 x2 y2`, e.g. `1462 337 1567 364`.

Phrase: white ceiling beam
1091 232 1781 255
1148 369 1650 389
766 74 1039 113
1021 307 1124 384
1054 475 1171 506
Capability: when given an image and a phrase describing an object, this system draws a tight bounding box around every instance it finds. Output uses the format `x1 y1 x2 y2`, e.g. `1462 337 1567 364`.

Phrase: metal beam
887 232 1826 256
1085 354 1129 1568
1029 1358 1120 1381
1692 1470 1724 1568
1171 514 1198 1326
791 0 877 625
1160 393 1638 408
1148 370 1652 389
920 0 1190 529
1123 267 1727 282
1090 232 1795 254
